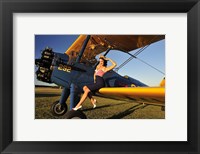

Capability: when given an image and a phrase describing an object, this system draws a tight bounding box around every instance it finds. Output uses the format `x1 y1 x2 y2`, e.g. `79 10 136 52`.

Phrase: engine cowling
35 47 54 83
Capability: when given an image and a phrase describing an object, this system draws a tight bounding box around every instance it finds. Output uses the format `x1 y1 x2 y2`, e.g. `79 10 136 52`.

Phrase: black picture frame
0 0 199 153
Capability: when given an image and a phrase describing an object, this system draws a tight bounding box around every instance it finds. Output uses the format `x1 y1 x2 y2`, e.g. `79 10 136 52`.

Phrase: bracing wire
114 36 165 75
135 57 165 75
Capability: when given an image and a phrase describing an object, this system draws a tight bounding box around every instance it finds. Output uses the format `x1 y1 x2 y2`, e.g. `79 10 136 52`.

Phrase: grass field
35 87 165 119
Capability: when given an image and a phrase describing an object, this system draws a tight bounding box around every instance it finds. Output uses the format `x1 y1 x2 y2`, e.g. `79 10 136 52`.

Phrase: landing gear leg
70 83 81 109
51 87 70 116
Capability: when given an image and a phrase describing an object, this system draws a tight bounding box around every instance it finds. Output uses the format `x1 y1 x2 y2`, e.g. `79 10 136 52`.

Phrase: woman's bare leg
74 86 90 108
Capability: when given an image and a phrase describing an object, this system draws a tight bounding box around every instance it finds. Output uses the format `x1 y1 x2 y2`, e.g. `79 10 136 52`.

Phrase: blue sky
35 35 165 86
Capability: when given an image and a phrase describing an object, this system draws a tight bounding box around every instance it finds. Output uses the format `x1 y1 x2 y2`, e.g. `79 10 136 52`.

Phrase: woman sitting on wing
72 55 117 110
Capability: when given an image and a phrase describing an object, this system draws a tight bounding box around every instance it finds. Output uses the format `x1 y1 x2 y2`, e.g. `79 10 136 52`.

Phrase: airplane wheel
161 106 165 111
65 110 87 119
51 101 68 116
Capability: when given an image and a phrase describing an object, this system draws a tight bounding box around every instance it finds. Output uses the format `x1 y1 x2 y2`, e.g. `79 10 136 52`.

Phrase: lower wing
98 87 165 106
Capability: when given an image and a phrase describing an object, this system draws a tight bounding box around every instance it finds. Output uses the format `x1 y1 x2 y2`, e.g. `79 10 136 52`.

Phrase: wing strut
76 35 91 63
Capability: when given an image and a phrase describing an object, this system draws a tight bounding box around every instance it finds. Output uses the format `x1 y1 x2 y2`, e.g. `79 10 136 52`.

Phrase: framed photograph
0 0 199 153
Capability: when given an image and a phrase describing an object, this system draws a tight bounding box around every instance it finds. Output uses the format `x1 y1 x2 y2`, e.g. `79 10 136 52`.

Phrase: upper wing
65 35 165 65
98 87 165 105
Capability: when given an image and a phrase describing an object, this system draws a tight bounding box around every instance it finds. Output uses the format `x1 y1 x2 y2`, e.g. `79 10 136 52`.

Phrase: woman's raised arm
104 57 117 72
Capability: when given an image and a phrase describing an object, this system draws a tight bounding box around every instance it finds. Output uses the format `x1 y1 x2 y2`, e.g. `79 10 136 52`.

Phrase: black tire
51 101 68 116
65 110 87 119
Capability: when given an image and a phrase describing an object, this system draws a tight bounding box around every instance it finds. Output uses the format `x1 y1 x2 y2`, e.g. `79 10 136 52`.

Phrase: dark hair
100 57 107 67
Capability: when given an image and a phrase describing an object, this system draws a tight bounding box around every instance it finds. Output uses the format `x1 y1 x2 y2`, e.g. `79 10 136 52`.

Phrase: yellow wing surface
98 87 165 105
65 35 165 64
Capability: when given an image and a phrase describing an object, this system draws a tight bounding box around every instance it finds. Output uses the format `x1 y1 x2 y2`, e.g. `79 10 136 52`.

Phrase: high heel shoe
72 105 82 111
93 99 97 108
